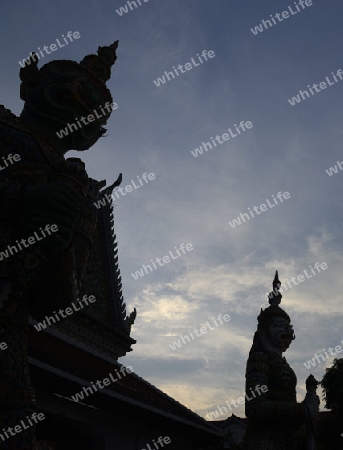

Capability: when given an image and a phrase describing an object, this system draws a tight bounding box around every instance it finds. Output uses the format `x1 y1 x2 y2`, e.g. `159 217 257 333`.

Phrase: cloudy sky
1 0 343 419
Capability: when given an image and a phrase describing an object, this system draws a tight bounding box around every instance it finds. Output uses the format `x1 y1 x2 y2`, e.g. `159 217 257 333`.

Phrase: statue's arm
245 352 306 422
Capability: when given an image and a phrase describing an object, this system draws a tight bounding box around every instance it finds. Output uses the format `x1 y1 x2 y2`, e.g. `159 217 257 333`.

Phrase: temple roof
28 327 222 438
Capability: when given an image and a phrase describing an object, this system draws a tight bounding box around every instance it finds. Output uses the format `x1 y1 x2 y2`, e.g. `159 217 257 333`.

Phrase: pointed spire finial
268 270 282 306
273 270 280 291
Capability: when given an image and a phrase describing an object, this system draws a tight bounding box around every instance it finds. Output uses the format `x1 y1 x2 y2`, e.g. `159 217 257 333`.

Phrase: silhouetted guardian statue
243 272 319 450
0 40 121 450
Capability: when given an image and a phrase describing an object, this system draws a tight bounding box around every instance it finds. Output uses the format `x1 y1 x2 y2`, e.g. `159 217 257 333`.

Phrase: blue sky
1 0 343 419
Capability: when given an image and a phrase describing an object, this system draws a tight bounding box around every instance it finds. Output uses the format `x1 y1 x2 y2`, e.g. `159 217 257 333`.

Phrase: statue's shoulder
0 105 30 140
0 105 19 127
0 106 40 162
0 105 61 168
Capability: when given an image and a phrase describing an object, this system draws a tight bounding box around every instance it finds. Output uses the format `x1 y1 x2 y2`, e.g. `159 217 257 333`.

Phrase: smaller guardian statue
243 271 319 450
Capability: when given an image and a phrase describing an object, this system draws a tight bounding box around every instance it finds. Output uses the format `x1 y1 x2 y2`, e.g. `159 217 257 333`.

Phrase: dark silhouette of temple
0 39 221 449
28 183 222 449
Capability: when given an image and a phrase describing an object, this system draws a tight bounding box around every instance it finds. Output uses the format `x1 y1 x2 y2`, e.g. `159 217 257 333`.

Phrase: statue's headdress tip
80 39 120 84
267 270 282 306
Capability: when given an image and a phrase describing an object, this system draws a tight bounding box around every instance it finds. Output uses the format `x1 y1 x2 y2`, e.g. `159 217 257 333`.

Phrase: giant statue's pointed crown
19 40 119 103
80 40 119 83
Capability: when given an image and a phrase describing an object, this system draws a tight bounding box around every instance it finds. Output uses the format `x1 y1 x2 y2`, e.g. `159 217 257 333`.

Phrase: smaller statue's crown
269 270 282 306
306 374 319 390
257 271 290 327
80 40 119 83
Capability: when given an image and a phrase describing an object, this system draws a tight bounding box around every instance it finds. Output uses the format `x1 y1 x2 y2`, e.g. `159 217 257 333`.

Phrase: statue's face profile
22 64 112 151
267 316 295 353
